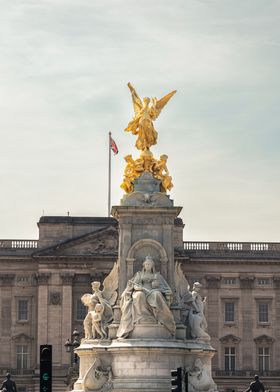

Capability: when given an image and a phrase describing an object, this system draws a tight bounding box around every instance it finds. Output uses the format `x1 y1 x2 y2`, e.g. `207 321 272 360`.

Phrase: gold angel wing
81 293 93 307
102 262 119 306
127 82 143 116
150 90 177 120
174 262 193 305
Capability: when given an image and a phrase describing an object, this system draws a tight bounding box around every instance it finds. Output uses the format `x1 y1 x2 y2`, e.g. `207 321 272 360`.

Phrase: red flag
110 135 119 155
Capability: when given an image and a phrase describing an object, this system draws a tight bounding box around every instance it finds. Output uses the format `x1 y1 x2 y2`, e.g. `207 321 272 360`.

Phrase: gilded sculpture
121 83 176 194
125 82 176 151
120 152 173 193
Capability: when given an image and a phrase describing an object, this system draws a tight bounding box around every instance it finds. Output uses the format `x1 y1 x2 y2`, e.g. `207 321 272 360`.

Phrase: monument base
72 339 218 392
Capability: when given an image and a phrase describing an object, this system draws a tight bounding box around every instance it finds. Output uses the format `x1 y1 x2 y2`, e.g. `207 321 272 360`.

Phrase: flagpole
108 132 112 217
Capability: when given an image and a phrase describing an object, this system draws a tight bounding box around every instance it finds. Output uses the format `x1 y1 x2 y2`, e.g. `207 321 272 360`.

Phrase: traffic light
185 371 188 392
40 344 52 392
171 367 182 392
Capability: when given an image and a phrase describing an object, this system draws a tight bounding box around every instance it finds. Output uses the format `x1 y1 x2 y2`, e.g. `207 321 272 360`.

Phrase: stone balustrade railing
183 241 280 252
0 239 279 252
0 239 38 249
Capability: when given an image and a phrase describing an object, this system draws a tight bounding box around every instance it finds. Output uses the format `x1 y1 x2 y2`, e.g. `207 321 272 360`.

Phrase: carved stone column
61 273 75 366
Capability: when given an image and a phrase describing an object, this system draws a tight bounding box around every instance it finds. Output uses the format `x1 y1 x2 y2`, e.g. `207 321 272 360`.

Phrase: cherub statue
120 154 144 193
83 303 107 339
81 262 119 340
174 262 210 340
153 154 173 192
189 282 210 340
125 83 176 151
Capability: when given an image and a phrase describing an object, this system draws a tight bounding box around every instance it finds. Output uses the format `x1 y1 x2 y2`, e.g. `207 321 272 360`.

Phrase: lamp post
64 329 81 389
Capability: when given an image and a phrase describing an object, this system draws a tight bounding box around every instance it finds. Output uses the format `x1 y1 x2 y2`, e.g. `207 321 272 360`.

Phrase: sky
0 0 279 242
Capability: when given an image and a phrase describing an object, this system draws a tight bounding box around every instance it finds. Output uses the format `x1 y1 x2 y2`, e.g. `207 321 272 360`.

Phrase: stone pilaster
273 276 280 369
0 274 15 347
61 273 75 366
36 273 50 364
205 277 221 333
240 275 255 369
119 219 132 294
240 275 255 289
162 221 174 288
205 275 221 290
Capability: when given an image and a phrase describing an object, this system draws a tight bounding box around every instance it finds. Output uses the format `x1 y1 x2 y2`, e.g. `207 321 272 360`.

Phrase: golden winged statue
125 83 176 151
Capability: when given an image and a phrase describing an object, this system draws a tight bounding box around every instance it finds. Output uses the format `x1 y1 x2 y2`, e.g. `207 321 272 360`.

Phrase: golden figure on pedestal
121 83 176 194
125 83 176 151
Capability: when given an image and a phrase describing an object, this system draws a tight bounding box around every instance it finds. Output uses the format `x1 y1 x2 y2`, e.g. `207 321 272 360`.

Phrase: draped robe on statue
117 270 176 338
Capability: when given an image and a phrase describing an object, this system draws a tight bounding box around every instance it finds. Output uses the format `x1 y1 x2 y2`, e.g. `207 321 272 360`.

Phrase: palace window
224 347 235 371
76 298 87 321
224 278 236 285
257 278 270 286
18 300 28 321
225 302 235 323
259 347 270 371
16 345 28 369
258 303 269 323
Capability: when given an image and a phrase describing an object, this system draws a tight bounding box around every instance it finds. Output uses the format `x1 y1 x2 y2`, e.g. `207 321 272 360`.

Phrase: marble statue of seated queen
117 256 176 338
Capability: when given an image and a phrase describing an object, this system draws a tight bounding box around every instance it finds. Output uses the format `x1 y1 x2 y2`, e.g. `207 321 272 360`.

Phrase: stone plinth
72 339 217 392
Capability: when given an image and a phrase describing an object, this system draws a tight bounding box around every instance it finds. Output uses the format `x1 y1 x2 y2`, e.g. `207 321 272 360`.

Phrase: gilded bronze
125 83 176 151
122 83 176 194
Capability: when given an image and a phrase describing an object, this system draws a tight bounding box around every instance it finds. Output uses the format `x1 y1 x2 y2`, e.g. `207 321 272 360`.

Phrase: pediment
12 333 33 342
254 334 274 344
220 334 241 344
34 226 118 256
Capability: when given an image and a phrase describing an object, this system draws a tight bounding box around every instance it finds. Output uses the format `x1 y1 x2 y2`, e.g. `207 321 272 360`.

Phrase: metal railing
0 240 38 249
0 368 34 375
184 241 280 252
214 369 280 377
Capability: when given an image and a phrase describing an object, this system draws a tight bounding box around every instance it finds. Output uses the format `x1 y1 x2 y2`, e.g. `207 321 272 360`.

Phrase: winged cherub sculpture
174 262 210 340
125 83 176 152
81 262 119 340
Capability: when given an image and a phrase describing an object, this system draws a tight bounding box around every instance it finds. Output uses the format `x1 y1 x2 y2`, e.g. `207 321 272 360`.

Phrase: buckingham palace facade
0 215 279 392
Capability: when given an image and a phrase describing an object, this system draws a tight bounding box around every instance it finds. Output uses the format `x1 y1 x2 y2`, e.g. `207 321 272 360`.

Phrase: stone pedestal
72 339 217 392
72 172 218 392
